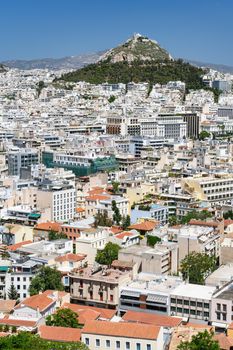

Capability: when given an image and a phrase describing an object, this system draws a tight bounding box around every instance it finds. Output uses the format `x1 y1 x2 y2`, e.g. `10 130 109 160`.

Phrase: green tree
36 80 45 97
168 215 178 226
112 200 122 225
181 210 212 224
95 242 120 265
46 308 81 328
8 284 18 300
122 215 131 230
177 330 220 350
112 181 120 194
11 326 17 333
48 230 67 241
94 210 113 227
180 252 217 285
3 325 9 332
199 130 210 140
0 331 89 350
108 95 116 103
29 266 64 296
147 235 161 247
223 210 233 220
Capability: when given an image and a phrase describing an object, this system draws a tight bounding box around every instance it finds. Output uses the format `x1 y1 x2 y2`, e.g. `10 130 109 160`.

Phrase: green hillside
57 59 206 90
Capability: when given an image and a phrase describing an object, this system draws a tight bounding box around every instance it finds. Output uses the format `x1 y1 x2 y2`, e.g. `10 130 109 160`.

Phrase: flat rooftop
122 273 183 295
70 265 129 283
171 283 216 300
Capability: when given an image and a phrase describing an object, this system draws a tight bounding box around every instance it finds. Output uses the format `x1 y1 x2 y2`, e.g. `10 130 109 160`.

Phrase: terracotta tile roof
39 325 81 342
129 221 157 231
122 311 182 328
0 333 9 337
7 240 32 252
0 300 16 313
228 322 233 330
115 231 134 239
15 294 55 312
63 303 116 320
110 226 123 234
34 221 61 232
214 333 233 350
0 317 37 328
82 320 161 340
188 219 219 227
77 309 100 324
88 187 106 195
55 253 86 263
224 220 233 227
85 194 110 201
76 207 85 213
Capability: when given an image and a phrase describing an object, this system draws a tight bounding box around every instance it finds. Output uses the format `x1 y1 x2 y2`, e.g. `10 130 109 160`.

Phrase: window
106 340 110 348
17 285 20 290
116 341 120 349
17 277 20 282
204 303 209 309
217 303 221 311
223 314 226 321
23 277 26 282
147 345 152 350
23 285 26 290
197 302 202 308
223 304 227 312
126 342 130 349
23 293 26 298
171 298 176 304
96 339 100 347
190 301 196 306
85 338 89 346
177 299 182 304
136 343 141 350
11 277 14 282
110 294 114 302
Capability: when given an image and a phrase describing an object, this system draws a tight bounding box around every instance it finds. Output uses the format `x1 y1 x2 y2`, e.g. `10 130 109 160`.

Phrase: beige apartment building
175 225 220 265
69 264 133 309
181 174 233 204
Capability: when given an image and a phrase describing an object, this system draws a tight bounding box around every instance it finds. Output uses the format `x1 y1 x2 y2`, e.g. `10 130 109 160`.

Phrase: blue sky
0 0 232 65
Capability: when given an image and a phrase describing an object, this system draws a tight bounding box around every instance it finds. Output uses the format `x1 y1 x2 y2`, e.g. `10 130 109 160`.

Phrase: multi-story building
37 181 76 222
8 147 39 176
119 274 183 315
181 175 233 205
131 204 169 226
82 320 164 350
175 225 220 265
119 243 178 275
69 264 133 309
42 150 118 177
210 281 233 328
170 283 216 321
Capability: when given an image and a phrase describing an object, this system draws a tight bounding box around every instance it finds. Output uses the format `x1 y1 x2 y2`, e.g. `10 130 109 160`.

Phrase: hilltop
98 33 172 63
57 34 206 91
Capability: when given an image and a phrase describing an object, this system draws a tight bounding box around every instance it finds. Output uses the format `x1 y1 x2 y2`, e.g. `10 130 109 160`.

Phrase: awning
212 322 227 329
147 294 167 303
121 290 140 298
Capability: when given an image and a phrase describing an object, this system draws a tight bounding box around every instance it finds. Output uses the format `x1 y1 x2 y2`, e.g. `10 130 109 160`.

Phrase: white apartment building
37 183 76 222
75 228 110 263
170 283 216 321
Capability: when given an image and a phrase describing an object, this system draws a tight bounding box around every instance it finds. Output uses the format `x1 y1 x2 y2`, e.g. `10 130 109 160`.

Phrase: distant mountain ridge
2 51 105 70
